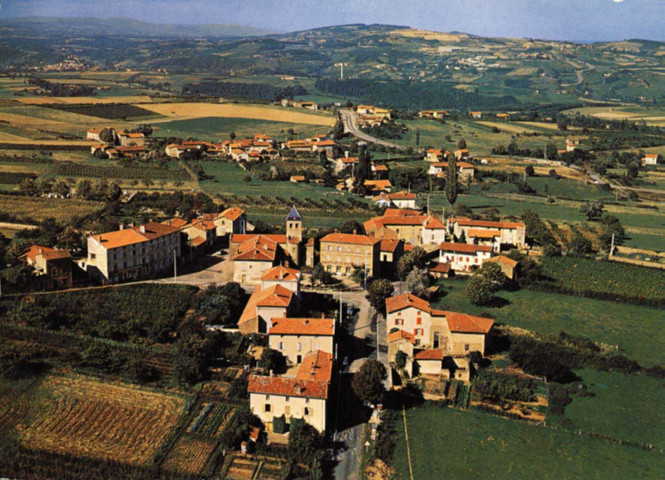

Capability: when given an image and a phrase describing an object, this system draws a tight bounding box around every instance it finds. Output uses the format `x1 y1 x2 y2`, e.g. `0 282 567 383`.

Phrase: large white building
85 222 181 284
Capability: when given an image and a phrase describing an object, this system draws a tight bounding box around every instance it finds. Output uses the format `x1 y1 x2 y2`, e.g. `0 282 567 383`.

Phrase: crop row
162 434 217 475
52 162 190 181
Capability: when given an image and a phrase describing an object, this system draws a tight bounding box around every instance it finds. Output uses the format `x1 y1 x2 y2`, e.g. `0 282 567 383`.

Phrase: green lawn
432 280 665 366
153 117 328 142
394 406 663 480
564 369 665 450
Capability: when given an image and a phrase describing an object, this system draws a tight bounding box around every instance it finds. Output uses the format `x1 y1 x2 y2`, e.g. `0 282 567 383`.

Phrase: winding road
338 109 407 151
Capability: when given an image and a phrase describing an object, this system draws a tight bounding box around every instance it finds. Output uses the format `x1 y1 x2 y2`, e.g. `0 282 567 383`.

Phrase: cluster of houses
280 99 319 110
356 105 392 127
87 127 147 159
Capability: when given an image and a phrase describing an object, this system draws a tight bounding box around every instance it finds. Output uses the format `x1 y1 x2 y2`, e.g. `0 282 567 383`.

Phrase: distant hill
0 16 276 38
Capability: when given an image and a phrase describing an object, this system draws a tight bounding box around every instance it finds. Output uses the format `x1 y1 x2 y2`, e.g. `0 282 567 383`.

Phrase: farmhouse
426 148 445 163
448 217 526 250
470 111 483 119
372 191 417 209
260 265 301 297
385 293 494 379
418 110 450 119
85 222 181 284
20 245 73 290
333 156 358 173
268 317 335 365
484 255 519 280
364 211 447 246
232 235 285 283
642 153 659 166
364 179 393 193
202 206 246 237
319 233 381 277
438 242 493 272
248 350 333 433
117 131 145 147
427 161 475 182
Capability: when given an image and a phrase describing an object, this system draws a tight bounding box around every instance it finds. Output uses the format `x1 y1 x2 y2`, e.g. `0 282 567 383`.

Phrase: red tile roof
261 265 301 282
384 208 422 217
428 262 451 274
438 242 493 254
387 329 416 344
248 375 329 399
296 350 334 382
231 234 287 245
189 236 206 247
269 318 334 336
468 228 501 239
320 233 380 246
221 207 245 221
414 349 445 361
485 255 519 268
162 217 188 229
386 191 416 200
450 217 525 229
233 235 279 262
92 222 178 250
20 245 70 263
444 311 494 334
239 285 294 326
380 239 401 253
423 216 445 230
386 293 432 314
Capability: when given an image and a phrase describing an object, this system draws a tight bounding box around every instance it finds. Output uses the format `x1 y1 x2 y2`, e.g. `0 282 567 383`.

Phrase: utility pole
173 249 177 283
427 195 430 213
339 291 343 326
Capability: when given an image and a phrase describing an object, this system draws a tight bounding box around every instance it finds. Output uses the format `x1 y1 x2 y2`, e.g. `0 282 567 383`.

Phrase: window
90 253 96 260
304 407 311 416
416 318 422 325
464 344 470 351
327 246 332 251
264 404 271 412
278 342 283 350
297 342 302 351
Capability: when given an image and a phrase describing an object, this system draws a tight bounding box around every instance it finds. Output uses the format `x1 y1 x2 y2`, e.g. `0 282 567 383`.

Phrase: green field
154 117 328 142
433 280 665 366
563 369 665 450
397 118 567 155
394 406 662 480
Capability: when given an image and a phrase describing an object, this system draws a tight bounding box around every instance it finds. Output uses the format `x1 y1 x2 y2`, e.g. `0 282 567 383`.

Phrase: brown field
394 28 467 42
225 457 260 480
18 96 154 105
3 374 187 465
141 102 335 126
0 139 95 146
476 121 537 134
0 194 103 223
162 434 217 474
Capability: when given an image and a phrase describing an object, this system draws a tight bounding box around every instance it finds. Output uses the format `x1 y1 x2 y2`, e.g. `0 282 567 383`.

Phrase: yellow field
507 67 539 76
393 29 467 42
476 121 537 134
18 96 154 105
141 102 335 126
0 131 32 141
0 194 103 223
3 374 187 465
480 157 584 180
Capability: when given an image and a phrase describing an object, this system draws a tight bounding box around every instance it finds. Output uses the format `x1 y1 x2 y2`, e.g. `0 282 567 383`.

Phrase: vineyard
3 374 187 465
52 162 190 181
44 103 159 119
186 402 236 437
0 172 35 184
162 434 218 475
540 256 665 304
0 194 103 223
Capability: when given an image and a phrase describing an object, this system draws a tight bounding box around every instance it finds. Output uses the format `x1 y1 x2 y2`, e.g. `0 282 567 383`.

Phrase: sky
0 0 664 42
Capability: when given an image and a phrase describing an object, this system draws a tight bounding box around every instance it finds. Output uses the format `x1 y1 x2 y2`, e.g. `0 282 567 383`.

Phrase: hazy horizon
0 0 663 43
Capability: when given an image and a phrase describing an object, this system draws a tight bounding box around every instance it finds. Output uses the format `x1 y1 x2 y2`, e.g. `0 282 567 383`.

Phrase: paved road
338 109 406 151
333 423 365 480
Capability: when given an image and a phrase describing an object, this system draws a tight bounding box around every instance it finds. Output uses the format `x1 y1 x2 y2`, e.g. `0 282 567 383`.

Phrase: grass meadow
393 406 663 480
432 279 665 366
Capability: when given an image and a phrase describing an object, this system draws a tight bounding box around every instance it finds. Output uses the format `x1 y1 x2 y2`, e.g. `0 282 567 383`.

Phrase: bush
471 370 536 403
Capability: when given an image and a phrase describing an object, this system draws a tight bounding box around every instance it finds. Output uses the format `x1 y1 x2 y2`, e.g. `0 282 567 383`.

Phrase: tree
567 234 593 255
525 165 535 177
19 178 38 196
353 144 371 193
366 279 394 315
75 179 92 199
403 268 433 299
288 420 325 465
353 359 387 406
131 124 153 136
332 118 345 140
477 261 506 289
311 263 334 286
172 334 209 385
200 294 233 325
396 246 427 280
599 214 625 249
340 220 363 234
457 138 467 149
259 348 286 374
99 127 115 144
445 156 459 206
464 272 498 306
56 226 82 252
415 129 420 147
580 201 605 221
395 350 408 371
52 180 70 198
545 144 558 160
626 161 639 179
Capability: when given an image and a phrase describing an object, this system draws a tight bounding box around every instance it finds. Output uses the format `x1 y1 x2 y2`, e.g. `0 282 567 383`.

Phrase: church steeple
286 205 303 243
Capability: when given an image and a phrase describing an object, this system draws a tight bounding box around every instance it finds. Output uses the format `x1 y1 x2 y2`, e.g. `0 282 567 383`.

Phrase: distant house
117 131 145 147
86 127 106 142
484 255 519 280
293 101 318 110
642 153 659 166
333 156 358 173
448 217 526 250
238 284 297 335
202 207 246 238
20 245 73 290
371 164 389 178
470 111 483 119
426 148 445 163
437 242 493 272
232 235 284 284
364 211 446 246
371 191 417 209
496 113 510 119
364 179 392 193
290 175 306 184
427 161 475 182
319 233 381 277
418 110 449 119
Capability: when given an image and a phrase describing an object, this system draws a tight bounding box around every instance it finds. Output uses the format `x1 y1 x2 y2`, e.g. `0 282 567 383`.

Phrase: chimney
353 229 357 235
119 224 124 230
139 225 146 233
269 369 273 377
345 151 349 158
